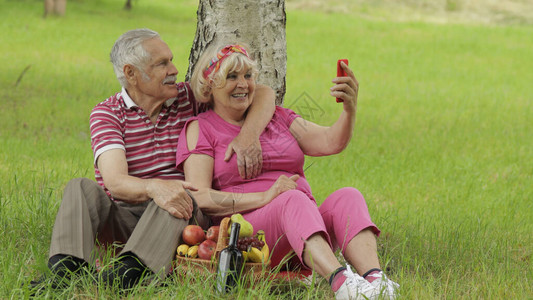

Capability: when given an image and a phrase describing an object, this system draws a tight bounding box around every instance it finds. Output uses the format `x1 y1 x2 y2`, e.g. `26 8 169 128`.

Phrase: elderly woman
176 44 399 299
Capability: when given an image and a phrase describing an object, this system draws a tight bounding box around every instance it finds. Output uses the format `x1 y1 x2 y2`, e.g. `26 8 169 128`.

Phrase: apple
182 225 206 246
198 239 217 260
206 225 220 243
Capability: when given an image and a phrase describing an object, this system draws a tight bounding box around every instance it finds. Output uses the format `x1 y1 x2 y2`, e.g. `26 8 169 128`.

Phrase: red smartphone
336 59 349 103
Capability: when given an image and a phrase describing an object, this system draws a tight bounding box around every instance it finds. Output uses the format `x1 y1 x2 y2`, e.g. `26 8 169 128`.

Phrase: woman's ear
205 79 214 97
202 87 212 100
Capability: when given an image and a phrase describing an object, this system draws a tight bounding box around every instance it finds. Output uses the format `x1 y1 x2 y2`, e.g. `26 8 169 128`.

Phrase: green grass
1 0 532 298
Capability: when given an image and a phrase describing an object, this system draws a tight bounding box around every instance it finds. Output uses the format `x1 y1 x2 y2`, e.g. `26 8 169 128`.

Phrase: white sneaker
367 271 400 299
335 265 377 300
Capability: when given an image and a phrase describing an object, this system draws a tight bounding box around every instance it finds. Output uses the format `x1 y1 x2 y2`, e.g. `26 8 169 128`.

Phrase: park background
0 0 532 298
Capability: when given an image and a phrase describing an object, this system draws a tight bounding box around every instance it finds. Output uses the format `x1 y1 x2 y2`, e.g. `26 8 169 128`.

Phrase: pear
228 213 254 238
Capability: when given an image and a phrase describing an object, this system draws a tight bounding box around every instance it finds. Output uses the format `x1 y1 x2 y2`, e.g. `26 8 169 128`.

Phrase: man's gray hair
110 28 160 87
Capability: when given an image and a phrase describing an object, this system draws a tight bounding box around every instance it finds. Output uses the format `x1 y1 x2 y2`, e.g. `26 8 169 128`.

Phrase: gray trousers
49 178 208 278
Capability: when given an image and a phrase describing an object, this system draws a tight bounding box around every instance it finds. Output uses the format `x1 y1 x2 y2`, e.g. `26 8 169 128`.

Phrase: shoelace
368 272 400 289
366 271 382 280
343 265 375 295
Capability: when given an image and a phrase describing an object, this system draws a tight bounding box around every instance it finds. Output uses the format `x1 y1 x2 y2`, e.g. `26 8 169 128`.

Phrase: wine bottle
215 222 244 293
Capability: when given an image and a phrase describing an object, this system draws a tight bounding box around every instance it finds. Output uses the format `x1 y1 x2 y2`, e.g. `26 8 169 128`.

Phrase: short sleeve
275 106 301 127
175 117 215 172
90 105 125 165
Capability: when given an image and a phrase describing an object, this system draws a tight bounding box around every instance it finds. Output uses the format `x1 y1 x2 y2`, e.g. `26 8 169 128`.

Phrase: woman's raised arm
289 62 359 156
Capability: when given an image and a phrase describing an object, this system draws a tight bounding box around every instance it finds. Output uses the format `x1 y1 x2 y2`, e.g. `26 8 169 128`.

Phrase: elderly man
34 28 275 290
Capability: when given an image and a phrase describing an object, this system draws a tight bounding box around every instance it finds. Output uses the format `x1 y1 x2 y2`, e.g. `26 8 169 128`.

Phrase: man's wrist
237 125 262 143
145 178 157 199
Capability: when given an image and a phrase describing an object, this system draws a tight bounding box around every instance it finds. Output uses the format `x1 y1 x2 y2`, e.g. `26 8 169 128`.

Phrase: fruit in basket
182 225 206 246
177 244 190 257
242 231 270 264
206 225 220 243
198 239 217 260
247 247 267 263
256 230 270 261
235 231 270 264
236 236 264 252
187 245 199 258
228 214 253 238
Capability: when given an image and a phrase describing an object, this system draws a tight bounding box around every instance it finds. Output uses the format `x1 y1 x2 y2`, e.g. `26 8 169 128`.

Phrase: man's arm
97 149 196 219
224 84 276 179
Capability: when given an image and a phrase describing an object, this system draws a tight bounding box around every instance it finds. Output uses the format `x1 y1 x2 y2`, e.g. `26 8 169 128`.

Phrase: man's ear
124 64 137 86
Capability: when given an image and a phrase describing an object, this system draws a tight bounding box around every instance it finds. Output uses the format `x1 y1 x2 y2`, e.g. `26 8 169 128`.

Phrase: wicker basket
174 217 270 276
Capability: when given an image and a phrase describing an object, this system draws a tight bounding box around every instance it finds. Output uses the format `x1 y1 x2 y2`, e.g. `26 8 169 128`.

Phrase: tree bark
44 0 66 17
186 0 287 105
124 0 132 11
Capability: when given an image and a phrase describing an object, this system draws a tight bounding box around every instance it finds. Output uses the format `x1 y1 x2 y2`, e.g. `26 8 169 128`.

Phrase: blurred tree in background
44 0 66 17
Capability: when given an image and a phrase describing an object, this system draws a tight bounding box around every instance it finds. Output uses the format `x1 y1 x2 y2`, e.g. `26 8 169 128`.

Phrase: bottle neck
228 223 240 247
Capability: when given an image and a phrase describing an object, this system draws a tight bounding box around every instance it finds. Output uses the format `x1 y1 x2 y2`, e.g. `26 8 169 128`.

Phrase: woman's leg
319 187 381 275
243 190 340 277
302 233 342 278
344 228 380 274
244 189 381 299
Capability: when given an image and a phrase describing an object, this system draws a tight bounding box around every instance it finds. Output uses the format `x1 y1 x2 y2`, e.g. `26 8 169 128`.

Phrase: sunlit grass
1 0 532 298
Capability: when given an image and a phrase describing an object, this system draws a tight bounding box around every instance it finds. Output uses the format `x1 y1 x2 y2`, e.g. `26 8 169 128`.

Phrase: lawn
1 0 532 298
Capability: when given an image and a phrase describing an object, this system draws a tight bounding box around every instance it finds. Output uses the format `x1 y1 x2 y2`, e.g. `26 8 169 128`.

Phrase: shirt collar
165 97 177 107
121 87 138 109
121 87 177 109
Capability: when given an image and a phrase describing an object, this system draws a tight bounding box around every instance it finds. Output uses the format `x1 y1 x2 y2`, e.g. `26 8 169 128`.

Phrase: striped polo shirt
90 82 200 199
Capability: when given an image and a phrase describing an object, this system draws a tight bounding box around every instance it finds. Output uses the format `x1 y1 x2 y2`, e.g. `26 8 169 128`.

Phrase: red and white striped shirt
90 82 200 199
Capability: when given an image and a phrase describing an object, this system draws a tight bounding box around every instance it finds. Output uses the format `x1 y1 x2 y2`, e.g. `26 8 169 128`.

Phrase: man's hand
224 132 263 179
147 179 197 220
223 83 275 180
263 174 299 203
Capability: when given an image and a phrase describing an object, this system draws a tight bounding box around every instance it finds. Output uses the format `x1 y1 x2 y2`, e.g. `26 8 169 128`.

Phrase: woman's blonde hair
190 42 259 104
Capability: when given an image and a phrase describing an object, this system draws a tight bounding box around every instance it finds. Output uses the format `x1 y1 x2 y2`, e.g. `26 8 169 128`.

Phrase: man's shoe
26 255 94 296
25 274 69 297
99 254 151 290
25 277 47 297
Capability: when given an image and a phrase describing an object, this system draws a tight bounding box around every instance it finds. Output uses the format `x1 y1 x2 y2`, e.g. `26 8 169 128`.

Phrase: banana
242 250 248 262
187 245 199 258
177 244 190 257
256 230 265 241
248 247 266 263
256 230 270 262
261 242 269 261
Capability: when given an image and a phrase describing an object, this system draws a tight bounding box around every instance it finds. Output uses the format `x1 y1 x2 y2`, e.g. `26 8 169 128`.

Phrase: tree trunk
124 0 132 11
44 0 66 17
186 0 287 105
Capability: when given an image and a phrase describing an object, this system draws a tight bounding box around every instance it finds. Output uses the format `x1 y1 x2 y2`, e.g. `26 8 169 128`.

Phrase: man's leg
123 199 209 276
49 178 113 262
103 198 209 288
47 178 143 279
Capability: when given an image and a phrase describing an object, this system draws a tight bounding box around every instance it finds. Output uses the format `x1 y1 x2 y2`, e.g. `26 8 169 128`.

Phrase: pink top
176 107 315 202
90 82 200 199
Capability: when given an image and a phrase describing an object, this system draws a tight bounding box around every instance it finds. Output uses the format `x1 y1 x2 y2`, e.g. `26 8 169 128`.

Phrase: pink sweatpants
243 187 380 268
